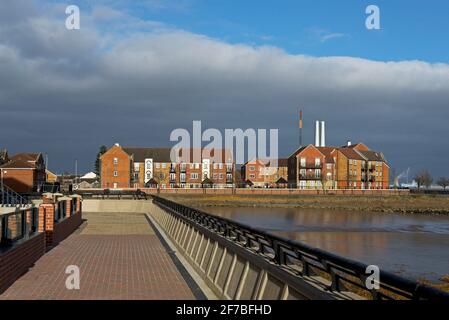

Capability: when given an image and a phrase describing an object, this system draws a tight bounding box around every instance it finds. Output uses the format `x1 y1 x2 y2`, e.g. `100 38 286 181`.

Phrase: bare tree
414 170 433 189
437 177 449 190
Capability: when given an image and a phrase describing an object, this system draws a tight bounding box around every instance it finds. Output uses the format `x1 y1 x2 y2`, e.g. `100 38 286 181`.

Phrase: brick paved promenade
0 211 198 300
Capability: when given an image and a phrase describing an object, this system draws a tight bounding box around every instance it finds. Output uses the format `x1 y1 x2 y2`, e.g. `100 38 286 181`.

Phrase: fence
151 196 449 300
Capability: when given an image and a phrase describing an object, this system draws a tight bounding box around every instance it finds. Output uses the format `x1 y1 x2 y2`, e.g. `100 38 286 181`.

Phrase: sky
0 0 448 179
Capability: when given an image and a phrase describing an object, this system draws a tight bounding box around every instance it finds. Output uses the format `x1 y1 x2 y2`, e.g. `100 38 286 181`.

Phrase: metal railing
0 184 30 207
0 207 39 248
152 195 449 300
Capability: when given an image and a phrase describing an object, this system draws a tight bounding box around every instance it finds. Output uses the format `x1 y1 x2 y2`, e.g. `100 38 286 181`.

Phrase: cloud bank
1 0 448 176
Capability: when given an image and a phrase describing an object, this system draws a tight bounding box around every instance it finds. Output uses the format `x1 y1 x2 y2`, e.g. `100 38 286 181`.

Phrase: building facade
100 144 235 189
288 143 389 190
0 153 46 193
241 159 288 188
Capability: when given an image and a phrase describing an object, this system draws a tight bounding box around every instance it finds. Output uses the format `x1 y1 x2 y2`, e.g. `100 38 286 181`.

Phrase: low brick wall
52 212 82 247
0 233 45 293
138 188 409 196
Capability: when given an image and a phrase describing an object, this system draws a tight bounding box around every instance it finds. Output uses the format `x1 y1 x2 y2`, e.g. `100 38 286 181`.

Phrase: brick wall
0 233 45 293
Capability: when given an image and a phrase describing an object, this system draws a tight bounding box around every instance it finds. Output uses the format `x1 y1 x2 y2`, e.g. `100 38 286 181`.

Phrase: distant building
46 169 58 183
100 144 235 189
288 142 389 190
0 153 46 193
241 158 288 188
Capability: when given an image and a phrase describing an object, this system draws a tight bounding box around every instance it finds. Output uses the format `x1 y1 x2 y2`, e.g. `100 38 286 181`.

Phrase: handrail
0 184 30 207
152 195 449 300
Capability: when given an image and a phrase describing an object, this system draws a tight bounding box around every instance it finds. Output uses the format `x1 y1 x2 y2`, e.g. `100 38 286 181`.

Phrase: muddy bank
162 194 449 215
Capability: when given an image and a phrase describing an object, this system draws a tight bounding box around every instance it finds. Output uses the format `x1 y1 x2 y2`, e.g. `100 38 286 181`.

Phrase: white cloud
1 1 449 174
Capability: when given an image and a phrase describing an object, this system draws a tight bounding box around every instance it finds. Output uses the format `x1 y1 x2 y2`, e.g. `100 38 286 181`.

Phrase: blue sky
63 0 449 63
2 0 449 175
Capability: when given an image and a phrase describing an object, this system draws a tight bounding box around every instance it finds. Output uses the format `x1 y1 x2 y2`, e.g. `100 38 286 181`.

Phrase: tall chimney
315 121 320 147
320 121 325 147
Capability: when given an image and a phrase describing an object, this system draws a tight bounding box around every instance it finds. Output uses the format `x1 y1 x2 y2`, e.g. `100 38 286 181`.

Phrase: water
199 206 449 282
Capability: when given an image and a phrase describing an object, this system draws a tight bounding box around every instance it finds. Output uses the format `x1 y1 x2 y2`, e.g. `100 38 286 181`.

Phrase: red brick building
0 153 46 193
241 158 288 188
100 144 235 189
288 143 389 190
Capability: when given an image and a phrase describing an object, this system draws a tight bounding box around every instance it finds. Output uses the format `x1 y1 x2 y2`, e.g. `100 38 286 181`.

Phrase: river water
199 206 449 282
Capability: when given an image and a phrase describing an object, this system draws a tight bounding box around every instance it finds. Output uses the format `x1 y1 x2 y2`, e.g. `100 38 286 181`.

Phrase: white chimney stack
320 121 325 147
315 121 320 147
347 140 352 146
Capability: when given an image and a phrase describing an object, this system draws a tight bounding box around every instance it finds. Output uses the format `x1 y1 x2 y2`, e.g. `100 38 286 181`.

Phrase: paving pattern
0 211 197 300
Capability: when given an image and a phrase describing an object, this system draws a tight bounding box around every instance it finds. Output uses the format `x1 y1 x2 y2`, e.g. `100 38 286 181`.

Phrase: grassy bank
163 194 449 215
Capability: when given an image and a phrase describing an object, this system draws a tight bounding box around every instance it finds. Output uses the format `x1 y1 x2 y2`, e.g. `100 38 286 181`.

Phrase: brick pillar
38 203 55 248
66 199 72 216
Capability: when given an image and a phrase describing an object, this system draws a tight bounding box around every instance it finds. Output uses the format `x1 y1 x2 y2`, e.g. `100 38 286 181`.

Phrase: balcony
299 174 322 180
299 163 323 169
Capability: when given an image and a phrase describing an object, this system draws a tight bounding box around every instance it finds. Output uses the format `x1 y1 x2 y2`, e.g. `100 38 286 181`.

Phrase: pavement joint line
145 212 218 300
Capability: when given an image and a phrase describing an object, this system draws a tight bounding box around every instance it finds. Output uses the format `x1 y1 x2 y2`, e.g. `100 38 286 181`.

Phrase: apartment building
241 158 288 188
288 145 336 189
288 142 389 190
0 153 47 193
100 144 235 189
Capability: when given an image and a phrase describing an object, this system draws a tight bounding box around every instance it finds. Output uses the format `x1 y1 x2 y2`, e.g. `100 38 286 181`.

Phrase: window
134 163 140 172
113 171 118 177
300 158 306 167
191 173 199 180
315 169 321 178
113 158 118 165
213 173 218 179
327 164 332 170
213 163 218 170
315 158 321 166
219 163 223 170
219 174 223 179
249 166 255 171
195 163 200 169
155 163 160 169
249 174 256 179
158 173 165 180
161 163 166 169
180 173 186 183
349 159 352 165
190 163 194 169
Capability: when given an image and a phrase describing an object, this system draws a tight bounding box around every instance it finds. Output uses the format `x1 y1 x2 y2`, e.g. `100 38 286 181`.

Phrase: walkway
0 211 199 300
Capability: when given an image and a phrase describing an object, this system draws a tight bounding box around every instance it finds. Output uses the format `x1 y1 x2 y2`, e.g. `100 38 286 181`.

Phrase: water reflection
200 206 449 281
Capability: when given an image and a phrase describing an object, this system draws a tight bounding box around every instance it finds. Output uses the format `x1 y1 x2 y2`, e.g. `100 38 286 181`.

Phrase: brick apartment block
241 158 288 188
0 153 46 193
100 144 235 189
288 143 389 190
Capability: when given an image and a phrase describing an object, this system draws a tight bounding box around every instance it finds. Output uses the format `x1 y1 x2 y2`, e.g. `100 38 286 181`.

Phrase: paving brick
0 211 195 300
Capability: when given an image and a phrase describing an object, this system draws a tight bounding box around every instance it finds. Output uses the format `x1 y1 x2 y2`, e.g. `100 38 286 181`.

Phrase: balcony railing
299 174 322 180
299 163 323 169
0 184 30 207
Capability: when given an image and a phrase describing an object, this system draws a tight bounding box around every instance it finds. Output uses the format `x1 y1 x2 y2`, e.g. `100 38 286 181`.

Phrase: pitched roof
122 147 233 163
122 147 172 163
0 159 36 169
316 147 336 164
338 147 365 160
356 150 386 162
276 177 288 184
9 153 41 162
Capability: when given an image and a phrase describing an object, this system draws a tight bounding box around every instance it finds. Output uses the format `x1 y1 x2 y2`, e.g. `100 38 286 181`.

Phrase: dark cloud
1 1 449 178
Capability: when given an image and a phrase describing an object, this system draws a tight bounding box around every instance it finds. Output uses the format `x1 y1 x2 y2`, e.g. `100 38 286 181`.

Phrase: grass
163 194 449 215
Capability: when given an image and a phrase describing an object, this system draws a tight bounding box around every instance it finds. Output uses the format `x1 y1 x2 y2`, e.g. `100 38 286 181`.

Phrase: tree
414 170 433 189
437 177 449 190
94 145 108 175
